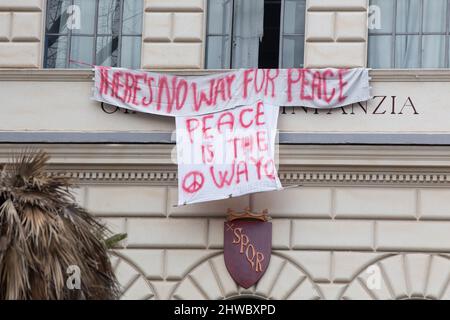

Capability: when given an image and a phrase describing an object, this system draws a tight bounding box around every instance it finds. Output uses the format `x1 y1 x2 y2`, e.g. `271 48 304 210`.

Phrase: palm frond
104 233 128 249
0 149 120 300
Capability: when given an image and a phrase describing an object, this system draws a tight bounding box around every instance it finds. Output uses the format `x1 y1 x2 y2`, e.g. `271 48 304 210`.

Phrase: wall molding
2 144 450 167
2 69 450 82
2 132 450 146
1 144 450 186
42 168 450 187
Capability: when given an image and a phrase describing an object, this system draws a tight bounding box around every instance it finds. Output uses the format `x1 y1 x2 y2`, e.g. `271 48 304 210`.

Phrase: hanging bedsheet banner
92 66 371 205
176 101 282 205
93 66 370 117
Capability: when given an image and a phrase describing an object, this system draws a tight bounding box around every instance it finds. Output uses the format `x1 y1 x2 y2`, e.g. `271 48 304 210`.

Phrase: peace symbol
182 171 205 193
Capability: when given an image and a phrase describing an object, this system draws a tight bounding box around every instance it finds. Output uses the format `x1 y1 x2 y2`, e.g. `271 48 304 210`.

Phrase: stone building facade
1 0 450 300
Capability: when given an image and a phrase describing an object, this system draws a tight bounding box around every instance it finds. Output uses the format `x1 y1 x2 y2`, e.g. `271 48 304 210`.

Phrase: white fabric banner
93 66 370 116
176 102 282 205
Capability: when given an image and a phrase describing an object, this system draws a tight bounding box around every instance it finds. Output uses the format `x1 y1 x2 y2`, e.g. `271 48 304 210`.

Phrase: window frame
278 0 306 68
369 0 450 68
204 0 234 69
44 0 142 69
205 0 306 69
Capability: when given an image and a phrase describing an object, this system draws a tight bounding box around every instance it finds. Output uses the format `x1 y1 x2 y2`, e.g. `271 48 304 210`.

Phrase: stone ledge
144 0 204 12
3 144 450 167
307 0 368 12
2 69 450 82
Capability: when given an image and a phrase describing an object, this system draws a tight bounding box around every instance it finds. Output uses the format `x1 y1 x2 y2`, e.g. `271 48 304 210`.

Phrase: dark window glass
258 0 282 68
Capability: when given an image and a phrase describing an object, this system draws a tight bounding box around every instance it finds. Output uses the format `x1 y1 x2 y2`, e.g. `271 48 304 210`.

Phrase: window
369 0 449 68
44 0 143 69
205 0 306 69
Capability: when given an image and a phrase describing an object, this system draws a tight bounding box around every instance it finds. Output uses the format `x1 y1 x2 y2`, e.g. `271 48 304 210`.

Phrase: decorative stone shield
224 220 272 289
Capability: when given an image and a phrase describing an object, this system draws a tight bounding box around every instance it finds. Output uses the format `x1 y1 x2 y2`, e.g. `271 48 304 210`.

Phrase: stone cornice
0 69 95 82
368 69 450 82
2 144 450 167
2 144 450 186
2 132 450 146
44 168 450 187
2 68 450 82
